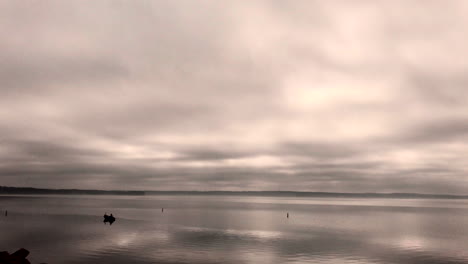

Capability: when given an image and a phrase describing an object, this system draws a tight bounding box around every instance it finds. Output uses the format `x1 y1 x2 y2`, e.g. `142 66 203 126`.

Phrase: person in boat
108 214 115 225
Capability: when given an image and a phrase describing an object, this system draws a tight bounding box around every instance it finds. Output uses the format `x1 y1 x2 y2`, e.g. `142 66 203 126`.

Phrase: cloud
1 1 468 194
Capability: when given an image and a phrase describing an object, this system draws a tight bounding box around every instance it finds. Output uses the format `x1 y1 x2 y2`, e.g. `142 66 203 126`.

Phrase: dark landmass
1 186 468 199
0 186 144 196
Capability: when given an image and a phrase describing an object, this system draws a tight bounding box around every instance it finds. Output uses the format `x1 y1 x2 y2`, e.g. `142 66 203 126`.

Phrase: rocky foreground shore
0 248 46 264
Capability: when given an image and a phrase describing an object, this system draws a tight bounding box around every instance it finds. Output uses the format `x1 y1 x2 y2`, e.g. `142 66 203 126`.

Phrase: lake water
1 195 468 263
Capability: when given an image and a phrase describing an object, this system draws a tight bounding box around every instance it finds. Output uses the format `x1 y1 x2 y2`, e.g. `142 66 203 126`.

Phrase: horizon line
1 185 468 198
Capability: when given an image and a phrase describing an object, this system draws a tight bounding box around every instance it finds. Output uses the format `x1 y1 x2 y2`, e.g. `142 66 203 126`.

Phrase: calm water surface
1 195 468 263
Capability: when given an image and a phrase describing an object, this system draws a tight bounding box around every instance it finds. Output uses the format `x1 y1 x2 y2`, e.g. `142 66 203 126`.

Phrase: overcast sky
1 1 468 193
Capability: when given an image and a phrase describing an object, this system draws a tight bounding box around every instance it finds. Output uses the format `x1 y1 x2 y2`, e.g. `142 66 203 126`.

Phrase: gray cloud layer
2 0 468 194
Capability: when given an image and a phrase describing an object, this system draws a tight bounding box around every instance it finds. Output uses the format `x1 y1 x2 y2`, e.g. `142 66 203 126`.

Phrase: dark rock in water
0 248 46 264
0 251 10 261
10 248 29 259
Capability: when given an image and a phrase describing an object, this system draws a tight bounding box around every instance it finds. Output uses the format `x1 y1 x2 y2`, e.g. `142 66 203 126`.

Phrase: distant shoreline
0 186 144 196
1 186 468 199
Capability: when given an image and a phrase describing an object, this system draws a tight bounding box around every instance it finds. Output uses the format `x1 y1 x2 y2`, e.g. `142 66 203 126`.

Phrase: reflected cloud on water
2 195 468 264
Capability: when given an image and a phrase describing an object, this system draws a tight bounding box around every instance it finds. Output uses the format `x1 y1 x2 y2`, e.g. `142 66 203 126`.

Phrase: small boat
103 213 116 225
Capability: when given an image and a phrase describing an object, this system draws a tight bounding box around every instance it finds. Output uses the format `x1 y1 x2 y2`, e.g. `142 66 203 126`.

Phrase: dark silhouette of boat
103 213 116 225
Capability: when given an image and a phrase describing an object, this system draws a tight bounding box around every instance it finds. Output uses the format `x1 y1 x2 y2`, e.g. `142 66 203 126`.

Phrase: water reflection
2 195 468 263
